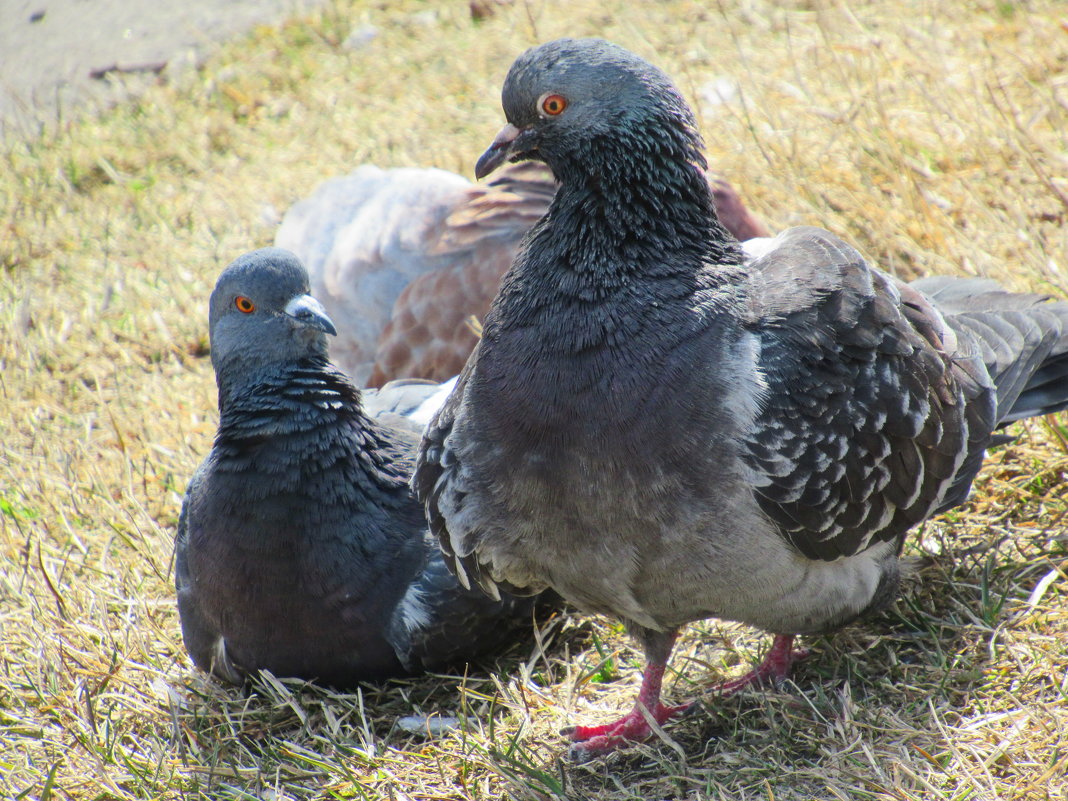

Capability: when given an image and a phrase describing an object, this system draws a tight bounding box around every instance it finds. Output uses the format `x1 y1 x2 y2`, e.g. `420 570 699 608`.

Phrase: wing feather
741 227 993 561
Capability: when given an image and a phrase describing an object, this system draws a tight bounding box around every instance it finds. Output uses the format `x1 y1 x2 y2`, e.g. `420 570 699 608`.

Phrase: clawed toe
564 699 693 756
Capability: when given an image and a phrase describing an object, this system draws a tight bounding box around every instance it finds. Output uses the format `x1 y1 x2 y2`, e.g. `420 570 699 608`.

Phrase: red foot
712 634 809 696
564 699 692 755
564 640 690 756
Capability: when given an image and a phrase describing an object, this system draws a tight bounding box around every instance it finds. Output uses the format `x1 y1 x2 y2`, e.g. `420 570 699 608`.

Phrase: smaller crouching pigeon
413 38 1068 756
275 161 768 388
175 248 548 686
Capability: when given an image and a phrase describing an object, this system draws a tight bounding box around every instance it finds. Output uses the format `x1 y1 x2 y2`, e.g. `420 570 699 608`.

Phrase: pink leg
565 630 690 755
712 633 809 696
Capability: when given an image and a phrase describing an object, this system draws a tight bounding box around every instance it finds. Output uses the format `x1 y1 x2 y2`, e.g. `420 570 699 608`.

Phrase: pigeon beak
284 294 337 336
475 123 524 180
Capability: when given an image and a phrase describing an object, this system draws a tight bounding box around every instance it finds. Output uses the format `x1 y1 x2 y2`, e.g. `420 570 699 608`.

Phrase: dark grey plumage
175 247 545 687
413 38 1068 753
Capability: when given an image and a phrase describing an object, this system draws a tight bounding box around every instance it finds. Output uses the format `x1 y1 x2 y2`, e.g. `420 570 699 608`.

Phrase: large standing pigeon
413 38 1068 755
275 161 768 388
175 248 547 687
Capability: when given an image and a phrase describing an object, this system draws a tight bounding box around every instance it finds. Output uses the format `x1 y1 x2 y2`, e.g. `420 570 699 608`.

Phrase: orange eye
235 296 255 313
540 93 567 116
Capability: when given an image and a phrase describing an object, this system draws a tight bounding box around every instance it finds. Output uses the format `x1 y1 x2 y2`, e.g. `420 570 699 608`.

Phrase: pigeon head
475 38 706 182
208 248 337 383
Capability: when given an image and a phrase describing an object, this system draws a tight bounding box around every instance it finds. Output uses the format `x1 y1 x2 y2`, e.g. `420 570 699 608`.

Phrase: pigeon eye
235 296 256 313
540 93 567 116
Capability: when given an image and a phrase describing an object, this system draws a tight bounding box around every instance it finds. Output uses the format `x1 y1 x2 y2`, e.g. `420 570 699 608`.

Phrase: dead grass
1 0 1066 798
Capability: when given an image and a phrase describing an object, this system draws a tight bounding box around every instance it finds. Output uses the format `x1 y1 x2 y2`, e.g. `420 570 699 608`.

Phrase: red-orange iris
235 296 255 313
541 94 567 115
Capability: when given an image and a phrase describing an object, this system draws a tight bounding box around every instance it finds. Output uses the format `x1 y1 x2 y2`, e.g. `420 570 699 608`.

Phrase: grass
2 0 1067 798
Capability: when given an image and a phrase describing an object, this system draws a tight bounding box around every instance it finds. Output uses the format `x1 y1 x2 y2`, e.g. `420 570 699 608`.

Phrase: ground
1 1 1066 799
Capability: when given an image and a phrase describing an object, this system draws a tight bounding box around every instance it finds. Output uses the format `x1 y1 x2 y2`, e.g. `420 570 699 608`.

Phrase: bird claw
566 736 620 762
563 700 693 757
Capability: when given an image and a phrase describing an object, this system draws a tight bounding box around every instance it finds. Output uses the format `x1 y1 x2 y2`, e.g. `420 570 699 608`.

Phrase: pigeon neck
216 358 367 440
541 141 743 274
482 146 749 360
213 359 415 504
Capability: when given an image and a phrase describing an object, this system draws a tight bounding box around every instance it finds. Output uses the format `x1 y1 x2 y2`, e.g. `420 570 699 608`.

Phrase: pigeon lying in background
413 38 1068 755
175 248 547 687
275 161 768 388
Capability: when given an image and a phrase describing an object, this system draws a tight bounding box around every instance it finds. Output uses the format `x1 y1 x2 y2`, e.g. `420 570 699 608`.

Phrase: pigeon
175 247 547 687
412 38 1068 755
275 161 768 388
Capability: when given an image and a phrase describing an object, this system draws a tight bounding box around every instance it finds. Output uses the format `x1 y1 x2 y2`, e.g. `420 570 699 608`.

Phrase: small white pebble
397 714 460 736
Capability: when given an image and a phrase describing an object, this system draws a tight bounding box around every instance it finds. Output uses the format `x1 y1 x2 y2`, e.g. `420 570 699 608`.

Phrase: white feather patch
395 584 433 634
410 376 458 427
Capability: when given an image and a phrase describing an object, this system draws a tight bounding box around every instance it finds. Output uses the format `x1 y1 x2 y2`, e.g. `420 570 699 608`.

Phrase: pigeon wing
410 346 516 599
740 227 995 561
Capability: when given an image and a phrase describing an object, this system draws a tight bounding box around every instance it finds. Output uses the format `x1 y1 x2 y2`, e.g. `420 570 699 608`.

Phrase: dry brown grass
2 0 1067 798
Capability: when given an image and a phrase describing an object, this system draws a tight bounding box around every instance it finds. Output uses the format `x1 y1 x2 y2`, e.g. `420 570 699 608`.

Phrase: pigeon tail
905 275 1068 516
912 275 1068 425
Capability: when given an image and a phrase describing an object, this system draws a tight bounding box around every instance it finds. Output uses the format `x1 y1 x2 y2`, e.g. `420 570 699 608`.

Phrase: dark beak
284 294 337 336
475 123 525 180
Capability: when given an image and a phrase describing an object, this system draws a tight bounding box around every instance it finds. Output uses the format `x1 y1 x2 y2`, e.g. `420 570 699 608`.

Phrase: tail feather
953 310 1058 424
912 277 1068 515
912 275 1054 313
1001 351 1068 423
914 276 1068 426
